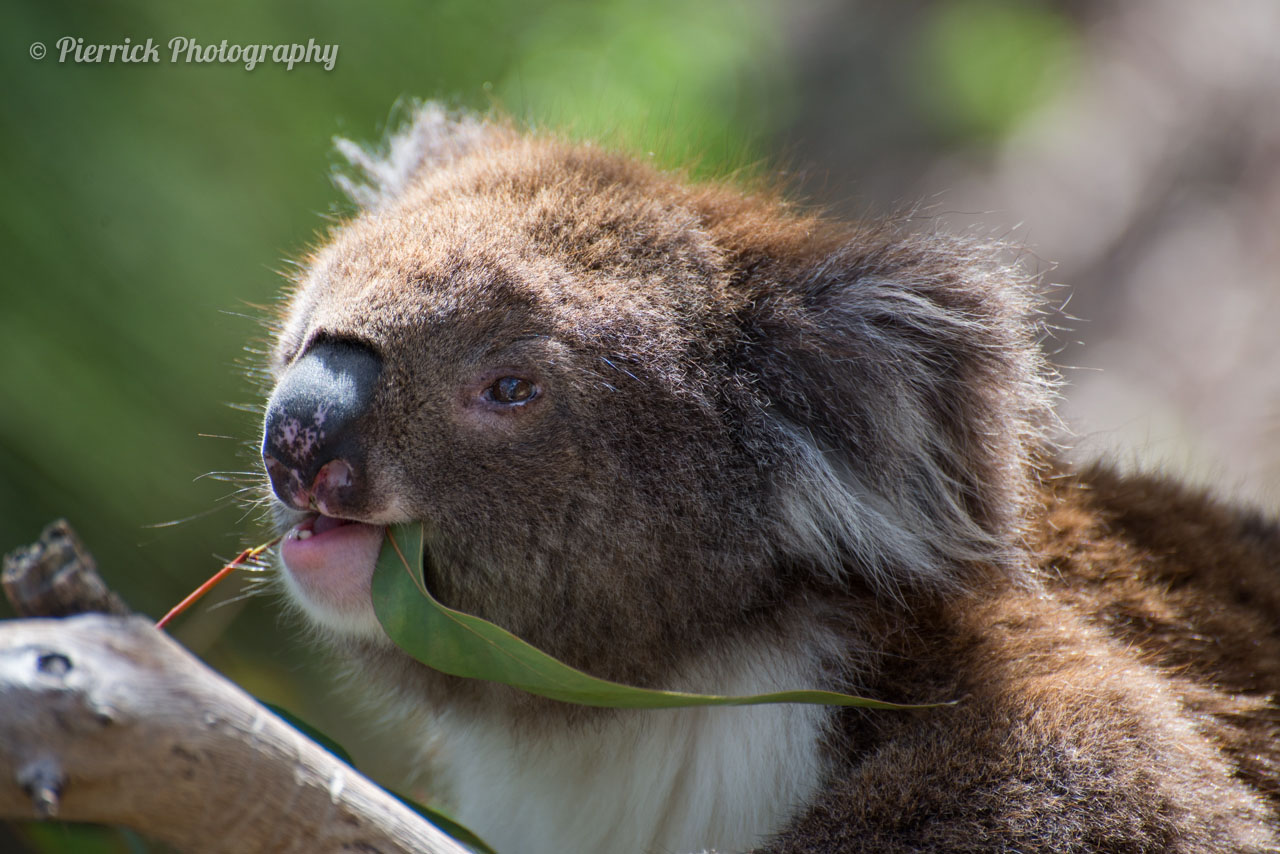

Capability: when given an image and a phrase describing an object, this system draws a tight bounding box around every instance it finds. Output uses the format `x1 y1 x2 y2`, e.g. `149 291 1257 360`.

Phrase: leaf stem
156 536 281 629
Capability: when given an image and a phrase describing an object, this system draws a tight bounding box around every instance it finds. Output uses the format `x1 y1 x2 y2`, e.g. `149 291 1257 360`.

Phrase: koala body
260 106 1280 853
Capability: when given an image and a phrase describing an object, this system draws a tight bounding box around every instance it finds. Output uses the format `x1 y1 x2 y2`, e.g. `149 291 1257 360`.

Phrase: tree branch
0 521 468 854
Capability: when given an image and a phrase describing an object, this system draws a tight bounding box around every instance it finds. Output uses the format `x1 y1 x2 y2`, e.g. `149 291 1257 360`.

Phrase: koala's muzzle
262 339 382 515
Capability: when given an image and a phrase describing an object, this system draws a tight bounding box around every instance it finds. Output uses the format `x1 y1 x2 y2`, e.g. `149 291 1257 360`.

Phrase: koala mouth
279 513 385 615
292 513 365 540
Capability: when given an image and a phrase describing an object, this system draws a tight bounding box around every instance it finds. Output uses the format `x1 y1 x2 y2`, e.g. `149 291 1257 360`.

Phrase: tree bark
0 521 469 854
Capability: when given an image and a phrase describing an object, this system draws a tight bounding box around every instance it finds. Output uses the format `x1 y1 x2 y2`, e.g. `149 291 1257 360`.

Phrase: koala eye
486 376 538 405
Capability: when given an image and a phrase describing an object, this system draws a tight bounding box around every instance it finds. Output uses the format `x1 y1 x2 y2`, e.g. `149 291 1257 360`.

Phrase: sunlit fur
260 104 1280 853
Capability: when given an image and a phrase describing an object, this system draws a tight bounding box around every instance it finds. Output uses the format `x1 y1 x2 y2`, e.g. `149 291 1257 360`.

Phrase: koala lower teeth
296 528 312 540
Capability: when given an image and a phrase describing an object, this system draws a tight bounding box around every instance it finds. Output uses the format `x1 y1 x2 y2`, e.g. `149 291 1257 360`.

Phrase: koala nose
262 339 382 514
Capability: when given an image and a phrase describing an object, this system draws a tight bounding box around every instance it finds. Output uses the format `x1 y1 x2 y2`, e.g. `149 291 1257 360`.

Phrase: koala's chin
254 104 1280 854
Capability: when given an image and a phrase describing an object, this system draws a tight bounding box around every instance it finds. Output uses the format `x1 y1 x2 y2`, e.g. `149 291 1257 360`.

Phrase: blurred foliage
0 0 1078 850
913 0 1078 140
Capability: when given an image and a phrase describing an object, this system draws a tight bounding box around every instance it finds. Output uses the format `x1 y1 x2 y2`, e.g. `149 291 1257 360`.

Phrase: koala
259 104 1280 854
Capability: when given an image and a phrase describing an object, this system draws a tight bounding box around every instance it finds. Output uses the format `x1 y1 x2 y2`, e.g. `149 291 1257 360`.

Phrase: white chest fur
418 641 833 854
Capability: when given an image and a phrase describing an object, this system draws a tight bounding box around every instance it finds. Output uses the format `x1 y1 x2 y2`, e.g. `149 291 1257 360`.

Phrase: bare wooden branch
0 524 469 854
2 519 130 618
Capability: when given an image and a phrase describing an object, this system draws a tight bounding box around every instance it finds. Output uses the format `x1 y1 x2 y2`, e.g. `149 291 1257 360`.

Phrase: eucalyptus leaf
372 523 943 711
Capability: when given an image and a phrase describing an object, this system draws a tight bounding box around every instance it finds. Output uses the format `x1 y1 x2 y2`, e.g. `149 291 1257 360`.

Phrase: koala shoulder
766 466 1280 853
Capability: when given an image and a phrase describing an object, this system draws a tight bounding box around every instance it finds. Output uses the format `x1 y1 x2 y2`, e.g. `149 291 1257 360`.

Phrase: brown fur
769 469 1280 852
263 105 1280 852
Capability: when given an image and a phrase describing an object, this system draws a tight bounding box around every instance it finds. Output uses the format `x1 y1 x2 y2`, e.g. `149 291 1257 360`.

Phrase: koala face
262 134 806 691
261 110 1051 699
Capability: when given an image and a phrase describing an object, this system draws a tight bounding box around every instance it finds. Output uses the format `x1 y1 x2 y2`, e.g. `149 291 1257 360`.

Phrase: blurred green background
6 0 1275 850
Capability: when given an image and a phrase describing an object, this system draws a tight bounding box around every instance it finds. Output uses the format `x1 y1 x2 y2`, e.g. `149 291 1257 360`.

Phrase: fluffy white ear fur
769 417 964 596
332 102 490 210
748 250 1056 596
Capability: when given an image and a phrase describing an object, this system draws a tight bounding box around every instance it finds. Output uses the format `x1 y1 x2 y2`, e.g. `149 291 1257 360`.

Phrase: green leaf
372 523 945 711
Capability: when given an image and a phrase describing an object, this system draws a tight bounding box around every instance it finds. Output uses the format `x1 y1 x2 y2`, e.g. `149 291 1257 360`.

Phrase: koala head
261 105 1053 698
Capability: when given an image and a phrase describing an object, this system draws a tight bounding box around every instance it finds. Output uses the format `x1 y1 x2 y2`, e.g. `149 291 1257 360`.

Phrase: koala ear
738 229 1057 594
332 101 498 210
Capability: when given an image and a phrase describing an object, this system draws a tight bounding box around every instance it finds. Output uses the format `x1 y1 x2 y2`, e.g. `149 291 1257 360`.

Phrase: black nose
262 339 382 513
